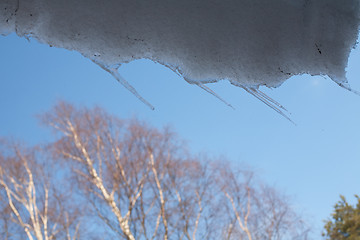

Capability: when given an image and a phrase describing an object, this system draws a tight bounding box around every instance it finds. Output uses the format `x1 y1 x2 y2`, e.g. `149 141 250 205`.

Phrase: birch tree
0 141 81 240
214 162 310 240
42 102 217 239
40 101 310 240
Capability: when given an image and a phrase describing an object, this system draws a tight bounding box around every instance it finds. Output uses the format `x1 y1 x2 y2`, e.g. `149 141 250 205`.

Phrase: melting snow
1 0 360 119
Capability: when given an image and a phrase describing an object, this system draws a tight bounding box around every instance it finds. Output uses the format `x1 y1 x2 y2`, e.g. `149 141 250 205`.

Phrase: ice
1 0 360 117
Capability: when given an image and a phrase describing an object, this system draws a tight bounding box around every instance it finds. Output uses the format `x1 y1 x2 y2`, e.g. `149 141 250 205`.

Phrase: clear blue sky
1 33 360 237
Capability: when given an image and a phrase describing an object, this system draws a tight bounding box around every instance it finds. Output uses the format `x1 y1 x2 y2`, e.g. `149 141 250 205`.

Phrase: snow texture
1 0 360 118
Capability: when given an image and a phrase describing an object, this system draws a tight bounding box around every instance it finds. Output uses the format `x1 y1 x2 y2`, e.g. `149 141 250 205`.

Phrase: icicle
337 83 360 96
196 83 235 110
93 60 155 110
252 89 289 113
244 87 294 124
231 81 294 123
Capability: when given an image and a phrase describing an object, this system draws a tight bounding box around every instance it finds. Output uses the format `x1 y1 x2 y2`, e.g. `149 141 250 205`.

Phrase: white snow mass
1 0 360 118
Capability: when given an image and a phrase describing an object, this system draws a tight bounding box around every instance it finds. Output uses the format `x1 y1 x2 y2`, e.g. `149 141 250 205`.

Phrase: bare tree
42 102 217 239
40 101 310 240
214 161 310 240
0 141 81 240
254 185 310 239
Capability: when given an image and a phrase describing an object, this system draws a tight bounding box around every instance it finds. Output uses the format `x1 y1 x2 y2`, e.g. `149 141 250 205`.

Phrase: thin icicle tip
242 86 295 124
94 60 155 110
197 83 235 110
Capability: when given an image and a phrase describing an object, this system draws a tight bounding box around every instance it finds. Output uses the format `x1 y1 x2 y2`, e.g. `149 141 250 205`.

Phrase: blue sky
1 33 360 237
